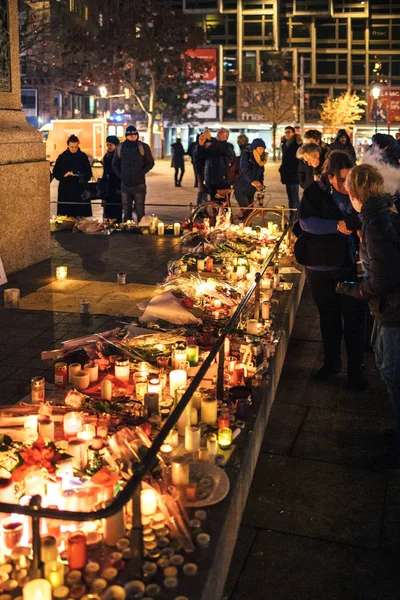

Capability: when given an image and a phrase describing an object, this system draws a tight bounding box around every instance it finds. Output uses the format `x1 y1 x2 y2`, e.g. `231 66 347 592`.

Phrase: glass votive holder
2 518 24 550
79 299 91 314
56 266 68 280
3 288 20 309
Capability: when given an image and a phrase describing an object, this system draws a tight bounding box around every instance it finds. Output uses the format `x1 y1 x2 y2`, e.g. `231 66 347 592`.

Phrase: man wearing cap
112 126 155 222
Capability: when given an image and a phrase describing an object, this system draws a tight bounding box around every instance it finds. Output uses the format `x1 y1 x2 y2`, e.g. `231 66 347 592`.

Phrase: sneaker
347 371 369 392
313 362 342 381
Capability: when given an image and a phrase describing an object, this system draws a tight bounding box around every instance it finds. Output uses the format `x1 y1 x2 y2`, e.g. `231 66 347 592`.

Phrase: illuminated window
99 13 103 26
69 0 75 11
84 6 88 20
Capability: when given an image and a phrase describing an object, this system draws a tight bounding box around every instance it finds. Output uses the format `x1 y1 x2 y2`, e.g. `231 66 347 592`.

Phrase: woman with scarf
294 150 368 391
234 138 268 219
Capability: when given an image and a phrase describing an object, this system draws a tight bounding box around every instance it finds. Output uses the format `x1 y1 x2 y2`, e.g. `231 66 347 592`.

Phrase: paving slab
242 453 385 549
261 403 309 456
222 526 258 600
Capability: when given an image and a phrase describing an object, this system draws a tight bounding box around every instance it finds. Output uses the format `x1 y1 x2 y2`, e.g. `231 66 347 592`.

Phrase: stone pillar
0 0 50 274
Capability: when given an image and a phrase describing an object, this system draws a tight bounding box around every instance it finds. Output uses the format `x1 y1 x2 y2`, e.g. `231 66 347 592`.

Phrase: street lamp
371 86 380 134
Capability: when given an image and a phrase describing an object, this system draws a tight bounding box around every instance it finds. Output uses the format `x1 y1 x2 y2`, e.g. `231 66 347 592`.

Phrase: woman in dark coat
234 138 268 219
53 135 93 217
171 138 185 187
294 150 368 391
102 135 122 222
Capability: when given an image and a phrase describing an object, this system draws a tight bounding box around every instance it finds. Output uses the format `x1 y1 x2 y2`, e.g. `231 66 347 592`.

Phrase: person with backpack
198 127 235 201
233 139 268 219
112 125 154 222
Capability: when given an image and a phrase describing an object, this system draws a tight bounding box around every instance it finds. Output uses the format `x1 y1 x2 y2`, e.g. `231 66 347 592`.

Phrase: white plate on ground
184 462 230 507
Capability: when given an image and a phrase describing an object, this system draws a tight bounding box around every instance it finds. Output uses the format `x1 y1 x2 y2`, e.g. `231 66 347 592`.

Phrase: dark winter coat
201 138 236 187
234 149 265 197
294 179 359 268
187 141 197 166
298 145 329 190
329 129 356 163
170 142 185 169
279 137 301 184
112 139 154 188
102 150 122 221
53 148 93 217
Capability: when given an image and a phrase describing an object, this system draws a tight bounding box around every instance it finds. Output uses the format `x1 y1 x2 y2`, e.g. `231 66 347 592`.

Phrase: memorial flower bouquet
11 435 69 482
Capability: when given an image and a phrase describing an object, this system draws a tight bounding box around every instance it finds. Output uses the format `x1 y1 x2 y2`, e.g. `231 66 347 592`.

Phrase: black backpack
227 156 241 186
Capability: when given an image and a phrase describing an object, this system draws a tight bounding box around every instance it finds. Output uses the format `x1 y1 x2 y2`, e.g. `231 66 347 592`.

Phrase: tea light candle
262 300 270 320
171 457 190 486
23 579 51 600
246 319 259 335
68 363 81 384
157 222 165 235
56 266 68 280
63 412 83 439
213 298 222 309
67 438 88 470
201 397 218 424
114 358 130 383
140 489 158 516
218 427 233 449
186 344 199 367
185 426 201 453
38 417 54 442
53 585 69 599
101 378 113 400
197 532 210 549
84 362 99 383
72 370 90 391
44 561 64 588
148 378 161 396
197 258 205 272
169 369 187 398
4 288 20 309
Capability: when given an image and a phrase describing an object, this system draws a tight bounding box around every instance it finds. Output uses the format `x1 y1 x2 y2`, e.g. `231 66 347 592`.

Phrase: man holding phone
53 135 93 217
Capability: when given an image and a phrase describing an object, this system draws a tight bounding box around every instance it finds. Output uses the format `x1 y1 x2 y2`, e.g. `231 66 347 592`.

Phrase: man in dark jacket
330 129 356 163
298 130 328 190
234 138 267 218
198 127 235 201
187 140 198 187
112 125 154 222
102 135 121 222
171 138 185 187
279 126 301 219
53 135 93 217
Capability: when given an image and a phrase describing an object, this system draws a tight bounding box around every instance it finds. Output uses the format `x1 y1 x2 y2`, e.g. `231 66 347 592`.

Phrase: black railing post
217 341 225 401
130 485 143 577
29 495 43 579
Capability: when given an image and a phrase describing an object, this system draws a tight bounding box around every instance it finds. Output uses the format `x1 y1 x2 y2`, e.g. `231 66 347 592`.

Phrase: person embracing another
294 150 368 391
234 138 268 220
199 127 235 201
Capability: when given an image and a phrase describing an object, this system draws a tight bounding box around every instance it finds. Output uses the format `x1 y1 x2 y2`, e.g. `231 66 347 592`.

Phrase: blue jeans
374 323 400 440
286 184 299 220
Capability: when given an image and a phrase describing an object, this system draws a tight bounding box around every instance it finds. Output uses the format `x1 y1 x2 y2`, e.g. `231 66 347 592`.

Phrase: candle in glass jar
140 489 158 516
262 300 270 320
56 266 68 280
186 345 199 367
218 414 230 429
144 392 159 414
84 362 99 383
38 417 54 441
173 347 187 369
68 363 81 384
246 319 259 335
218 427 233 449
114 358 130 383
23 579 52 600
191 390 202 410
185 426 201 453
206 433 218 455
31 376 45 404
41 535 59 563
173 222 181 236
236 265 246 278
72 370 90 391
234 363 247 385
197 258 205 272
67 531 87 570
103 503 125 546
171 457 190 486
157 222 165 235
63 412 83 439
201 397 218 424
67 438 87 470
169 370 187 398
205 256 213 272
1 519 23 550
148 378 161 396
213 298 222 309
24 415 38 441
166 428 179 448
135 380 148 400
77 424 96 446
54 362 68 389
101 378 113 400
45 561 64 588
4 288 20 308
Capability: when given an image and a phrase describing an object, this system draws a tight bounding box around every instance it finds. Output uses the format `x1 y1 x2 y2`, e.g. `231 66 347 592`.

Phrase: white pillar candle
72 370 90 392
23 579 52 600
185 426 201 453
246 319 259 335
201 397 218 425
190 407 198 425
140 489 158 516
169 370 187 398
0 477 15 505
262 300 270 320
104 509 125 546
171 457 190 486
166 429 179 448
173 222 181 236
178 403 192 436
148 378 161 396
56 266 68 280
84 362 99 383
101 379 113 400
114 358 130 383
157 222 165 235
197 258 205 272
173 349 187 369
191 391 202 410
68 363 81 384
38 417 54 442
67 438 88 470
63 412 83 439
206 433 218 455
4 288 20 308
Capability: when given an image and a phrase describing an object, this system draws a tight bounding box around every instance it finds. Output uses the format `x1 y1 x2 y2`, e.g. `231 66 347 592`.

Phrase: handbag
81 179 101 201
294 232 347 267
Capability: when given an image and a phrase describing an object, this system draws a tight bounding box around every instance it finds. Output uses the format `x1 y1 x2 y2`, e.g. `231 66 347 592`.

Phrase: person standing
53 135 93 217
234 138 268 219
298 129 328 190
329 129 356 163
187 139 198 187
199 127 235 201
294 150 368 391
171 138 185 187
101 135 122 222
297 143 326 191
112 125 154 223
237 134 251 154
279 126 301 220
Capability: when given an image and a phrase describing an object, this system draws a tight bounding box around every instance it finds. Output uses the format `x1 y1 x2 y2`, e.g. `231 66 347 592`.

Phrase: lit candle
201 396 218 424
38 417 54 441
44 561 64 588
169 369 187 398
0 477 15 505
140 489 158 516
171 457 190 486
173 222 181 236
213 298 222 309
24 415 38 441
72 370 90 392
234 363 247 385
101 378 113 400
236 265 246 278
218 427 233 449
205 256 213 272
160 444 172 462
246 319 259 335
173 347 187 369
262 300 270 320
77 424 96 447
148 378 161 396
56 266 68 280
260 246 268 258
135 380 148 400
84 362 99 383
197 258 205 272
68 363 81 384
67 531 87 570
185 426 201 453
243 226 252 235
67 438 88 470
23 579 51 600
63 412 83 439
157 222 165 235
41 535 58 563
114 358 130 383
186 345 199 367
